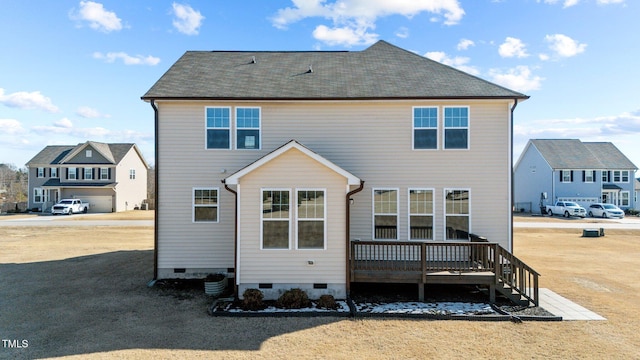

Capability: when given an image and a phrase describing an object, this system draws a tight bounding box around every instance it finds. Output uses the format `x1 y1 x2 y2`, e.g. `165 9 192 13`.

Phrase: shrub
276 288 311 309
241 289 265 311
316 294 339 310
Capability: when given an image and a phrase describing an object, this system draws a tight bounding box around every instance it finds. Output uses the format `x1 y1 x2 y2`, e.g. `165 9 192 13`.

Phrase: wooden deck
350 240 539 306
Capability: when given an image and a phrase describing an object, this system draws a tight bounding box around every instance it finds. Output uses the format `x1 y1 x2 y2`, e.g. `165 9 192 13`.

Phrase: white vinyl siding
155 100 514 273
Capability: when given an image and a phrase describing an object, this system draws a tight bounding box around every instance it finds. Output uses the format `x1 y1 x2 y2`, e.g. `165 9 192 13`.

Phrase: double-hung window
413 107 438 149
373 189 398 240
193 188 218 222
622 171 630 182
613 171 621 182
37 167 44 178
621 191 630 207
50 167 58 178
33 188 43 203
100 168 109 180
206 107 231 149
262 190 290 249
409 189 434 240
68 168 77 180
297 190 325 249
236 107 260 149
445 189 470 240
84 167 93 180
584 170 595 183
129 169 136 180
561 170 572 183
444 107 469 149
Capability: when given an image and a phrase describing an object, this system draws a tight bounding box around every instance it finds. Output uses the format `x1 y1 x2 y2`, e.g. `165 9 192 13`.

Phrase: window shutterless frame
192 187 219 223
295 189 327 250
412 106 438 150
261 188 291 250
205 106 232 150
444 188 471 241
408 188 435 240
372 188 399 240
235 107 261 150
443 106 470 150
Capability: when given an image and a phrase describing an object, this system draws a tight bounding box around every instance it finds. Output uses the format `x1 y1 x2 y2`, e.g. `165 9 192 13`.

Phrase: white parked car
588 203 624 218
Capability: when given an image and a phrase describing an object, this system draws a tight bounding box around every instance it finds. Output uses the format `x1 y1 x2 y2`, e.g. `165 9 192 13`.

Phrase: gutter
510 99 518 253
345 180 365 296
222 180 239 299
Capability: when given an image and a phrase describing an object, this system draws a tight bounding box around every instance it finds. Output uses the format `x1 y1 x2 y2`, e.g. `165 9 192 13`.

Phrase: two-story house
514 139 637 212
26 141 149 213
142 40 535 302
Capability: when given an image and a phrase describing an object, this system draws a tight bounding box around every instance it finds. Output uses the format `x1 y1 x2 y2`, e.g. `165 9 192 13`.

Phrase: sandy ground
1 216 640 359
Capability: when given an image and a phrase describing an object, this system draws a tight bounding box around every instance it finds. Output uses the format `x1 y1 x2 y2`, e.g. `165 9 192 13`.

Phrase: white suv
588 203 625 219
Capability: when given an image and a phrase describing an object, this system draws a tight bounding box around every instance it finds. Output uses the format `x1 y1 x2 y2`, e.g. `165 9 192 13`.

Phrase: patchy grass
1 224 640 359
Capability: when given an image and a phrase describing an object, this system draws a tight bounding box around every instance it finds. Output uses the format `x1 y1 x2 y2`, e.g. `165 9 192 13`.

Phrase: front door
602 191 619 205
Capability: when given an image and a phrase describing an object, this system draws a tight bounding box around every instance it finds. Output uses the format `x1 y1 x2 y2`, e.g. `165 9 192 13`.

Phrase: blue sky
1 0 638 170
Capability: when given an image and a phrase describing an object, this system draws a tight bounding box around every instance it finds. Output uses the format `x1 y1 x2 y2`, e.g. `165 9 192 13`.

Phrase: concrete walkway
538 288 606 321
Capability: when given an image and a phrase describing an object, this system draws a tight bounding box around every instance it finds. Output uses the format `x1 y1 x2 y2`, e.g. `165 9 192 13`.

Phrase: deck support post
418 283 424 301
489 283 496 303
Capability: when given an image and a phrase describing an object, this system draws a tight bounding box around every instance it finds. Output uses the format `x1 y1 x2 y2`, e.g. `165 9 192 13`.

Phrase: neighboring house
635 178 640 211
142 40 532 302
26 141 149 213
514 139 638 213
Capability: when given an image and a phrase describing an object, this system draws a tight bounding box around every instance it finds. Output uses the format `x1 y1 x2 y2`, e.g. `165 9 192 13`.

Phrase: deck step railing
350 240 539 306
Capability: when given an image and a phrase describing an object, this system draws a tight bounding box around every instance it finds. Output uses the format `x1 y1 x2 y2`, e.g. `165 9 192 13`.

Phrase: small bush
241 289 265 311
316 294 339 310
276 288 311 309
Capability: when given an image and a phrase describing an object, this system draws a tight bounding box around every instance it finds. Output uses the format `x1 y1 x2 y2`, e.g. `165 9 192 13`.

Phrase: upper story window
206 107 231 149
86 150 92 158
602 171 609 183
584 170 595 183
68 168 77 180
84 167 93 180
561 170 572 183
236 107 260 149
50 167 58 178
193 188 219 222
413 107 438 150
409 189 434 240
373 189 398 240
100 168 109 180
37 167 44 178
615 170 630 182
444 107 469 149
129 169 136 180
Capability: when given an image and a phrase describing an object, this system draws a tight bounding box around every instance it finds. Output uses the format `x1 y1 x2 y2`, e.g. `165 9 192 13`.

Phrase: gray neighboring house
142 40 531 300
635 178 640 211
515 139 638 213
26 141 149 213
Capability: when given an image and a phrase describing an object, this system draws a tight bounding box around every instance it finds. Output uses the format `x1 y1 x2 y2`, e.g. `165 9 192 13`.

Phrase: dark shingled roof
26 142 137 166
531 139 638 170
142 40 528 100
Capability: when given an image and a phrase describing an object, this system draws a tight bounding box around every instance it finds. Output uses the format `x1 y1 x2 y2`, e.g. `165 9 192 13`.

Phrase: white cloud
457 38 474 51
0 119 26 135
76 106 110 119
538 0 580 7
70 1 123 33
272 0 465 47
498 37 528 58
489 66 543 92
172 3 205 35
93 52 160 66
54 118 74 129
597 0 624 4
395 26 409 39
425 51 479 76
0 88 59 113
545 34 586 57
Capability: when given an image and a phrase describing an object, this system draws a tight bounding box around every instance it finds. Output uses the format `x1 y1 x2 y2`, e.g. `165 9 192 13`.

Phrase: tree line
0 164 28 212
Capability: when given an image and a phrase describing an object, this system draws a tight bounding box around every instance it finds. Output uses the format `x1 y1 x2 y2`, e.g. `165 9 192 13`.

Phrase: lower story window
193 188 218 222
409 189 434 240
445 189 470 240
297 190 325 249
262 190 290 249
33 188 43 203
373 189 398 240
621 191 630 207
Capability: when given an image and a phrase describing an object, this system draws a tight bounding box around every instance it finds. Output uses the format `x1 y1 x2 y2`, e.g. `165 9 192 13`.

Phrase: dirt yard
1 214 640 359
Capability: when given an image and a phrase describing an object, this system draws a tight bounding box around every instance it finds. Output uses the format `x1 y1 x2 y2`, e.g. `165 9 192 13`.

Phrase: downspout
222 180 238 299
510 99 518 253
345 180 365 297
151 99 159 282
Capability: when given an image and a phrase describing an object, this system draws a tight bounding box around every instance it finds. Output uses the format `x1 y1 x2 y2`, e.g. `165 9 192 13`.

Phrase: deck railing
350 240 539 306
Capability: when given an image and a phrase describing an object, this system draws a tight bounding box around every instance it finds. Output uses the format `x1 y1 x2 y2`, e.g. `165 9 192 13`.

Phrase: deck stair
350 239 539 306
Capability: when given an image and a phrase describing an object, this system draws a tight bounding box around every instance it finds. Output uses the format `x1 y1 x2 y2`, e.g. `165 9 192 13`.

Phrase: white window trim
129 169 136 180
86 149 92 158
84 167 93 180
561 170 572 183
205 106 232 150
613 170 621 182
372 188 400 240
50 167 58 178
412 106 439 151
443 106 470 150
68 168 77 180
192 187 220 223
37 167 44 178
100 168 109 180
260 188 292 250
621 191 630 207
295 188 327 250
584 170 594 183
235 106 262 150
33 188 43 203
408 188 435 241
444 188 471 241
621 170 630 183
